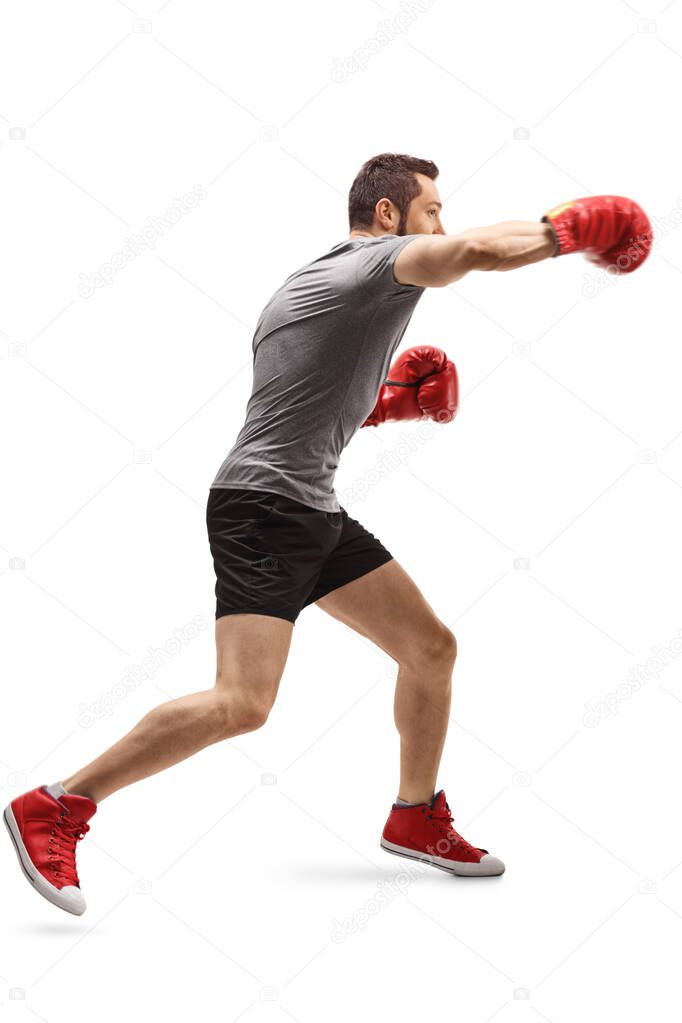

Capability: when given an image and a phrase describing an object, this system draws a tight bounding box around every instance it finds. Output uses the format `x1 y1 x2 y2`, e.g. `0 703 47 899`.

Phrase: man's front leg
393 634 456 805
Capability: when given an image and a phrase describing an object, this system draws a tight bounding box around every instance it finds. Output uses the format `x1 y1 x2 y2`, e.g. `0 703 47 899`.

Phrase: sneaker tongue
59 793 98 823
430 790 448 814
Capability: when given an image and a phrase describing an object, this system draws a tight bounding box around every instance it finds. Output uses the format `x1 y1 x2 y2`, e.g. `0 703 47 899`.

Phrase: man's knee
434 625 457 663
213 690 273 739
402 623 457 669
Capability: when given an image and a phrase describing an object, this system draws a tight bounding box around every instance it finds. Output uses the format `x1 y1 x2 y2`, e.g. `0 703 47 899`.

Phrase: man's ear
375 197 397 230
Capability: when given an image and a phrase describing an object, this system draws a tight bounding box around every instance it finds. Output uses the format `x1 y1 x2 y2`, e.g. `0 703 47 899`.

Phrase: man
4 154 651 914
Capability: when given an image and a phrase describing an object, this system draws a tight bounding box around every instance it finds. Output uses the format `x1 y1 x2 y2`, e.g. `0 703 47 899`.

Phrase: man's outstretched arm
394 221 556 287
394 195 652 288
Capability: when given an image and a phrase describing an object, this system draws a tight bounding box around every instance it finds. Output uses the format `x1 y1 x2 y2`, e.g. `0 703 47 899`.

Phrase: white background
1 0 682 1019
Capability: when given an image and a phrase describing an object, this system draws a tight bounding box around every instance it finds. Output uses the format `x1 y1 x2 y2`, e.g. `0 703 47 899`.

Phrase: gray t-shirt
210 234 425 512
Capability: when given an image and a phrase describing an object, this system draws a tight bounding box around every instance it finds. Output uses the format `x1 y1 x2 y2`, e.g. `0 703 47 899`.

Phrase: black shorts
206 487 394 624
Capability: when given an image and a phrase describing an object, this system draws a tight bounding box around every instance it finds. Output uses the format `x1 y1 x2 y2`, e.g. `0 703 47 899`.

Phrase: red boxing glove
362 346 459 428
542 195 652 274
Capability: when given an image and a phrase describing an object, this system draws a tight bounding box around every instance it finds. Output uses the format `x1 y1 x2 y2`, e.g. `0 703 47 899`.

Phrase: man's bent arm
394 221 558 288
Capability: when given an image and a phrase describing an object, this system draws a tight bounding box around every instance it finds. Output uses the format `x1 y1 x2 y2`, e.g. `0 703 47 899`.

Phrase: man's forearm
457 221 557 272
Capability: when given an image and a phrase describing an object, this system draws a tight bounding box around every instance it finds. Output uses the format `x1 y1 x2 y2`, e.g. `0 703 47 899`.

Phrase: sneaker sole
3 805 85 915
380 837 505 877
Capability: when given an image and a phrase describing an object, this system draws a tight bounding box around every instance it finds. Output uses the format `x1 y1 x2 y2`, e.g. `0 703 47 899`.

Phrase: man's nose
434 219 446 235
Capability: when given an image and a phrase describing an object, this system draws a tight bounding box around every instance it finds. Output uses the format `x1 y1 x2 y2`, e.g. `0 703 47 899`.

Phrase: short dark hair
348 153 439 232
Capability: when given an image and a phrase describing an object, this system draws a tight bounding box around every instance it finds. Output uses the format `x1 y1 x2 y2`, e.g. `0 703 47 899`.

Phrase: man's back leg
4 613 292 914
62 613 293 803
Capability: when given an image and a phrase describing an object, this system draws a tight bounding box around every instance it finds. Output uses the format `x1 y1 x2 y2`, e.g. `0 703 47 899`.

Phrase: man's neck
348 228 397 240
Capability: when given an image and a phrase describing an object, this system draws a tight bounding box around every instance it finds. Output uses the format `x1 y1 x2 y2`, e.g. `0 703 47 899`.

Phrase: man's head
348 153 444 237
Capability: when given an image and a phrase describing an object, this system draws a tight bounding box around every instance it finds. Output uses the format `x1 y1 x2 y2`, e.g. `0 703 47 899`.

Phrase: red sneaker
381 790 505 877
4 786 97 915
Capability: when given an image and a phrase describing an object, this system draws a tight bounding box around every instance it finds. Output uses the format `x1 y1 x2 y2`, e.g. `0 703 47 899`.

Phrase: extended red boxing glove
542 195 652 273
362 346 459 428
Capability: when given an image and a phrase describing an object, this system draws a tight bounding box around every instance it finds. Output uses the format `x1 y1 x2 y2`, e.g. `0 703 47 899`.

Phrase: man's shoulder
274 235 421 298
280 238 367 283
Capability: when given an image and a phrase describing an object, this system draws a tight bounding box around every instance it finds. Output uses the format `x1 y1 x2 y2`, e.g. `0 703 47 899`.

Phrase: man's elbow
425 240 486 287
401 237 501 287
463 238 503 273
442 239 500 283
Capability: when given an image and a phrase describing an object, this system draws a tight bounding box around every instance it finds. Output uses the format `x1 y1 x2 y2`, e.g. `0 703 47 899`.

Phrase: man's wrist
541 218 562 257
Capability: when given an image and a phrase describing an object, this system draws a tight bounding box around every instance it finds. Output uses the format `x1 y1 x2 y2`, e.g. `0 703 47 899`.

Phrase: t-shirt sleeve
355 235 425 297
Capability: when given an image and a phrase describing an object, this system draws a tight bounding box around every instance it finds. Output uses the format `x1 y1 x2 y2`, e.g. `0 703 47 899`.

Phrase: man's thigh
215 613 293 708
314 559 451 664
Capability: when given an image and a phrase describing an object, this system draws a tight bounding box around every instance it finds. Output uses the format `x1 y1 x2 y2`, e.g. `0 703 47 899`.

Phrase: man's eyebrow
426 200 443 209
